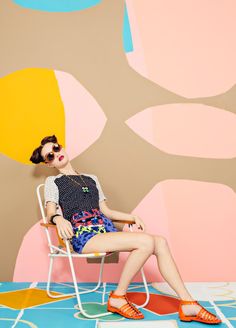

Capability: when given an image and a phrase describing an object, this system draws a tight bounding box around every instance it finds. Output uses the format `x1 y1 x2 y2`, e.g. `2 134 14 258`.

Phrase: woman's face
41 142 69 169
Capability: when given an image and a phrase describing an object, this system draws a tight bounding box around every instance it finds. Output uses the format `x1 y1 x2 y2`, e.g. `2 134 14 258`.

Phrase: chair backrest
37 183 47 224
37 183 65 252
37 183 63 223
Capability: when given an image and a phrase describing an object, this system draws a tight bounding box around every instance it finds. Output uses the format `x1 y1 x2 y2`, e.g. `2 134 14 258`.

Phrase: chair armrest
40 222 69 249
40 222 56 228
40 219 135 251
111 219 135 224
40 219 134 227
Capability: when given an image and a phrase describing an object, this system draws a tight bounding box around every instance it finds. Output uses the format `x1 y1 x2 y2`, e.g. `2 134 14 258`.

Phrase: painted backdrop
0 0 236 282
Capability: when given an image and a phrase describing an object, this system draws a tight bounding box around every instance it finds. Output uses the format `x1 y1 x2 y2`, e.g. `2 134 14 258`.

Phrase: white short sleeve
91 175 107 202
44 176 59 208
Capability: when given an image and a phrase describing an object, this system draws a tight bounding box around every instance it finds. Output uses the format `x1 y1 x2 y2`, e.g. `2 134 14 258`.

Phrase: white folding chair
37 183 150 319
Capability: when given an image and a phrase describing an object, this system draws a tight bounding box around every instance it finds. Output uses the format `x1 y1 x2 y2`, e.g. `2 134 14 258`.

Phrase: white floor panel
98 320 178 328
151 281 236 301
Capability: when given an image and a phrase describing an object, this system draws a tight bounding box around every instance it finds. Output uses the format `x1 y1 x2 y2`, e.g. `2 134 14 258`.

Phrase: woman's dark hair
29 134 58 164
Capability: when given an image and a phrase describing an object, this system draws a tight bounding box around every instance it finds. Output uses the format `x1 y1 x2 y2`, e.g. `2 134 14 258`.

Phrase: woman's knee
138 233 155 254
154 235 168 253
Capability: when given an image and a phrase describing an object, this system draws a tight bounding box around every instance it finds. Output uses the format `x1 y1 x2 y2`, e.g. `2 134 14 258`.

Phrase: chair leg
137 267 150 308
74 255 105 295
46 256 77 298
46 252 108 301
46 244 150 317
65 241 113 319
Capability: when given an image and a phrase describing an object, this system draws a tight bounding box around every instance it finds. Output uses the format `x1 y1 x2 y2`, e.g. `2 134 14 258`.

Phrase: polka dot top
44 173 107 221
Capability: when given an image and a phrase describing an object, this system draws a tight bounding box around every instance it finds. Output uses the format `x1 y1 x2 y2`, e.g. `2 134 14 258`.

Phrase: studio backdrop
0 0 236 282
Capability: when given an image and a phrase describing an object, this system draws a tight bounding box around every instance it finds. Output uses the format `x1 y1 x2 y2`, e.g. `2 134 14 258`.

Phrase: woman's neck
58 164 81 175
60 171 79 175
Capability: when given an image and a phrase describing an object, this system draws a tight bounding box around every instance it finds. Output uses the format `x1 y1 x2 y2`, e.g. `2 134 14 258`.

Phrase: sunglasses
44 143 62 163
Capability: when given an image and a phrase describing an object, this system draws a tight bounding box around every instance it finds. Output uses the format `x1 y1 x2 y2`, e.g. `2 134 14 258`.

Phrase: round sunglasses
44 143 62 163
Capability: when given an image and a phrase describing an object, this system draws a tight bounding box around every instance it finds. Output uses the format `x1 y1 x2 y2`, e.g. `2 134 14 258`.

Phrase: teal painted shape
123 3 133 53
75 303 122 321
12 0 133 53
13 0 101 12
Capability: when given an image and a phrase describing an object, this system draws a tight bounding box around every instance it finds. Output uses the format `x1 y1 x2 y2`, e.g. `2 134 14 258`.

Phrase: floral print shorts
70 208 118 254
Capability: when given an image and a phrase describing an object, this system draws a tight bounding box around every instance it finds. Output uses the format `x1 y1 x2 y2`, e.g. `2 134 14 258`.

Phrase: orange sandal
179 299 222 324
107 290 144 320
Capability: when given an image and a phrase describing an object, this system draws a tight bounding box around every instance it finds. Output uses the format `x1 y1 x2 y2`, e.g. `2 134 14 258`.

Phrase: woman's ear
44 162 50 168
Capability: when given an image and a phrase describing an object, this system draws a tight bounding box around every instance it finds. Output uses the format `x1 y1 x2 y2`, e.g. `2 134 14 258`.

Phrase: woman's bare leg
81 231 155 308
153 235 201 315
81 231 199 314
153 235 192 299
82 231 219 318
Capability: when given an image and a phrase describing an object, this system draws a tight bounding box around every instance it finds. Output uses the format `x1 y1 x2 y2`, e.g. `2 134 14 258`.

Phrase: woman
30 134 221 324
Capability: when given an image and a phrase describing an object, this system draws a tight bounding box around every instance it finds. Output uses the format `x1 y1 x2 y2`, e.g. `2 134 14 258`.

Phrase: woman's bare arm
99 200 146 231
46 201 58 223
99 200 134 222
45 201 74 239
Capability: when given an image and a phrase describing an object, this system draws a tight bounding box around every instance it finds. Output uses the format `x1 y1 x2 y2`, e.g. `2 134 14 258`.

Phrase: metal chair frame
37 183 150 319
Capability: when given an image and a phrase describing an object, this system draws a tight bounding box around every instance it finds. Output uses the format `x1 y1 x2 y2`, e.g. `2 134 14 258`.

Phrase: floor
0 281 235 327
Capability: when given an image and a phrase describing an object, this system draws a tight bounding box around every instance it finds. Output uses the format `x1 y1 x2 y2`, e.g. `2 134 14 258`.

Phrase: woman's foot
181 302 202 316
179 299 222 324
107 290 144 319
109 291 128 309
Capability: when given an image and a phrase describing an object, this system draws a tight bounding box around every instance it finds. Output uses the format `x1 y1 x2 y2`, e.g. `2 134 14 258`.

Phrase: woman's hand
131 215 146 232
54 216 74 240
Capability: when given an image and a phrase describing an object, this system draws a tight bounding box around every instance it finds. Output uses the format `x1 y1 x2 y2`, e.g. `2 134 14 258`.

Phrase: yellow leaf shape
0 68 65 164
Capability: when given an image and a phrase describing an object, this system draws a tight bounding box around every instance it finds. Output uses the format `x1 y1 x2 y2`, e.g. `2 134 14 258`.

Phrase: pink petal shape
126 0 236 97
14 181 236 282
126 103 236 158
55 71 107 157
127 180 236 281
161 180 236 281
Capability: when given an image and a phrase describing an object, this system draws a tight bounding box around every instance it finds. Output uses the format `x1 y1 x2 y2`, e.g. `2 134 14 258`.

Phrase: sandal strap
197 307 219 321
126 299 142 315
180 299 220 322
109 290 142 316
109 290 126 299
180 299 199 305
120 303 136 316
124 302 143 316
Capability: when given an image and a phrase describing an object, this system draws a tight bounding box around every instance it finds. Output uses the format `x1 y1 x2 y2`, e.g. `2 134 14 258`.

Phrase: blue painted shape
123 3 133 53
0 282 32 292
13 0 101 12
0 308 21 328
21 308 97 328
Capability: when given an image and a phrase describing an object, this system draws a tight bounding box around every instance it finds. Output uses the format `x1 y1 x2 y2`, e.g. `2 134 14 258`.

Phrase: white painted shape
98 320 177 328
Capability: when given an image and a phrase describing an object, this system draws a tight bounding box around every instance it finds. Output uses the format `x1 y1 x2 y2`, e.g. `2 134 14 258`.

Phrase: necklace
62 169 90 193
62 169 100 221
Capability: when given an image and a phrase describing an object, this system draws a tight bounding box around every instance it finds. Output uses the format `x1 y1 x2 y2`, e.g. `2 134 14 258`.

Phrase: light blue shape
0 308 21 328
123 3 133 53
13 0 101 12
21 308 97 328
0 282 32 292
12 0 133 53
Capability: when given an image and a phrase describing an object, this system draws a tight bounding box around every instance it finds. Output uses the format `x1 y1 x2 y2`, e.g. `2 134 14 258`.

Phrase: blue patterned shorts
70 208 118 254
